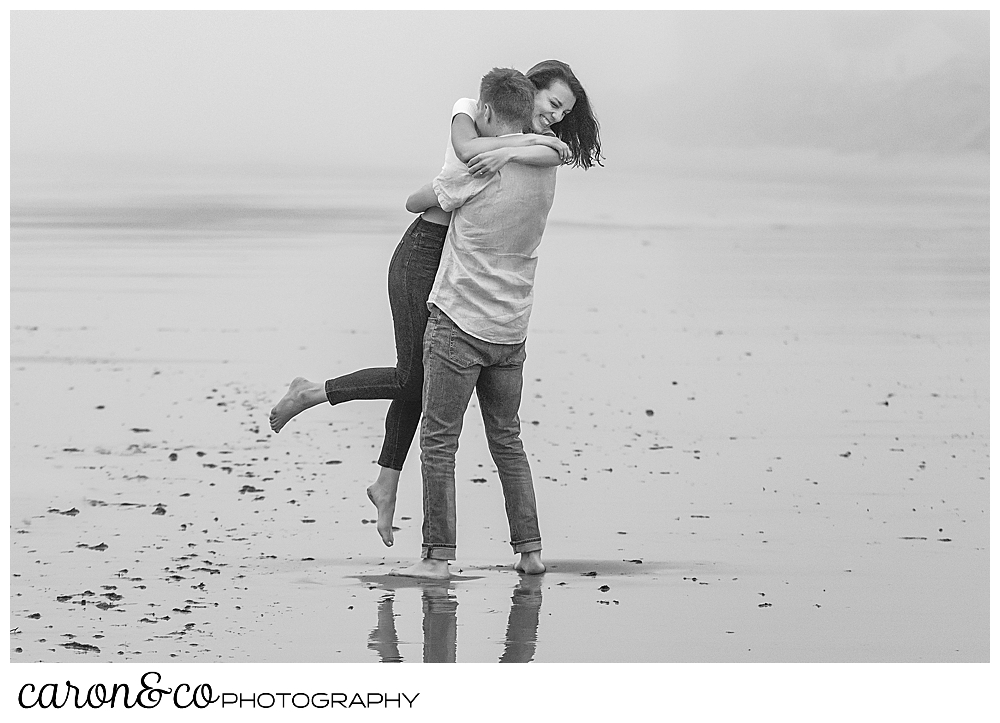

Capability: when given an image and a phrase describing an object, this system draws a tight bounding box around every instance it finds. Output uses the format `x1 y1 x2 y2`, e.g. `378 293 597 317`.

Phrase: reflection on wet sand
499 575 543 664
367 577 543 663
367 594 404 663
421 585 458 663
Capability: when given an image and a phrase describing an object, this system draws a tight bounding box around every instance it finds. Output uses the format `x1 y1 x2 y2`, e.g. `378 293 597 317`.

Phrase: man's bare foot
514 551 545 575
269 377 327 433
367 468 400 547
390 559 450 580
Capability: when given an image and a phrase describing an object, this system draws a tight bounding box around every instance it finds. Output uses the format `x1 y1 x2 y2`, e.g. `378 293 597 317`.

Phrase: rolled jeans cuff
422 544 456 561
511 538 542 554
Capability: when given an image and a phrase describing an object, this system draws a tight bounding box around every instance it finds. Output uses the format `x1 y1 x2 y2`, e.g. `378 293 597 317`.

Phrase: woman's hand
467 148 512 178
534 135 572 164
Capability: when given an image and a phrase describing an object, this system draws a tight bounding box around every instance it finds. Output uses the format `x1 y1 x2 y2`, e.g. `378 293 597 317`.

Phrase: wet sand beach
9 149 989 666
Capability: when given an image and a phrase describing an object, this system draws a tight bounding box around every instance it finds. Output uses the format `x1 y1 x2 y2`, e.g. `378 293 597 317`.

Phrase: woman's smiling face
531 80 576 133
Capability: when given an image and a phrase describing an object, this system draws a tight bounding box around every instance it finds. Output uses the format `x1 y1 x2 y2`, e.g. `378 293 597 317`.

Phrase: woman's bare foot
390 559 450 580
514 551 545 575
269 377 327 433
367 467 401 547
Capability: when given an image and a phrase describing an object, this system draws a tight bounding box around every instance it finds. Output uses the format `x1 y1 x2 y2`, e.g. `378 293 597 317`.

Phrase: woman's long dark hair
527 60 603 170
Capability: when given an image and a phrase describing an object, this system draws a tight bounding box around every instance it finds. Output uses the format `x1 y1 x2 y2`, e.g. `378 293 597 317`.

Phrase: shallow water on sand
10 150 989 662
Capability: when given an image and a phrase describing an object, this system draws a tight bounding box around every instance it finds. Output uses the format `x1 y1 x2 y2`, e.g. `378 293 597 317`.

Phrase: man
396 68 562 579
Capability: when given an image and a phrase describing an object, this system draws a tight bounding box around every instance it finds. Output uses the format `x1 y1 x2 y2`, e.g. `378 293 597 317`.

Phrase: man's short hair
479 67 535 128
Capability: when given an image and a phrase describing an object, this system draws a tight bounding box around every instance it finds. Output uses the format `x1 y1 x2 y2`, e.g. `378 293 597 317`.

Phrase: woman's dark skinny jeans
324 216 447 471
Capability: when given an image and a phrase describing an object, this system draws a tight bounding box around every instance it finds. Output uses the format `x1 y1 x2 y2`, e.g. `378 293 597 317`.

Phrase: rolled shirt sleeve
432 170 492 212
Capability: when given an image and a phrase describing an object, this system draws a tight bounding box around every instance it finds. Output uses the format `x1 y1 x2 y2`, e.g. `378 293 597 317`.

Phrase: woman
269 60 602 547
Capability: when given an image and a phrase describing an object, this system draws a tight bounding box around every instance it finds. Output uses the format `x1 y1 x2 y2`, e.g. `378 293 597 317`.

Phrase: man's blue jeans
420 306 542 561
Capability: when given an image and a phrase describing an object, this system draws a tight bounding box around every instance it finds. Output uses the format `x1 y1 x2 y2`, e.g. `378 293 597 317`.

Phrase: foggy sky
10 10 989 171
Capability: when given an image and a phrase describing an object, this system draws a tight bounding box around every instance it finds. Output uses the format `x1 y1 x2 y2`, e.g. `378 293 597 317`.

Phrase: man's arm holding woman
405 183 439 214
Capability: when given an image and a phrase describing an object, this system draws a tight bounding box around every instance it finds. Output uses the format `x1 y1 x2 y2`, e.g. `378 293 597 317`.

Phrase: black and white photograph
8 6 991 717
